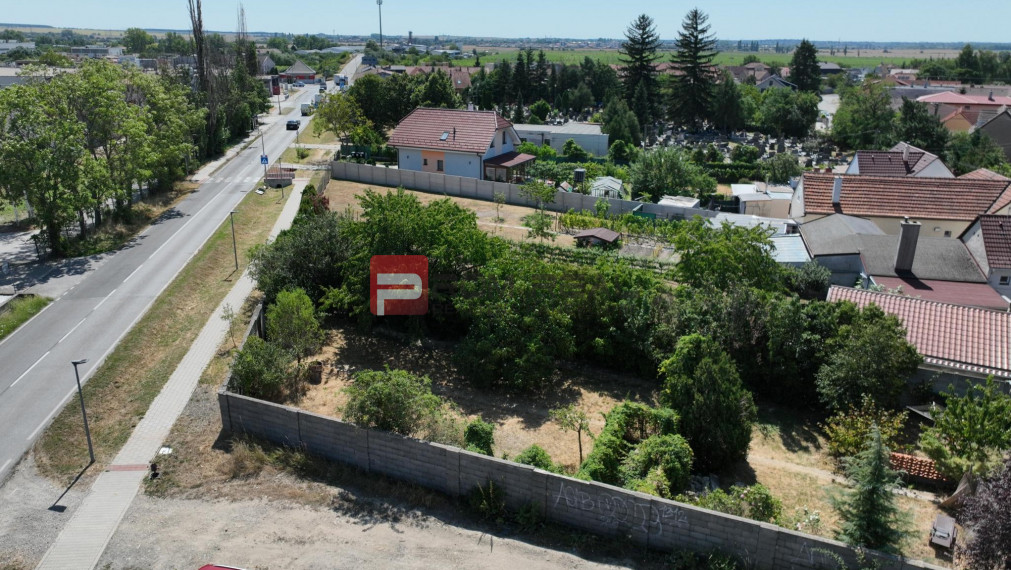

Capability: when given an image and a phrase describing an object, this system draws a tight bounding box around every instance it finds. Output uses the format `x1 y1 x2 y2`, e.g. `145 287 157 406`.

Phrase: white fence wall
331 162 717 221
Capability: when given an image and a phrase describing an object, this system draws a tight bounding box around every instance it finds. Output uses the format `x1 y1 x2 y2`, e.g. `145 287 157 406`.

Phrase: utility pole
71 359 94 464
377 0 384 49
229 211 238 271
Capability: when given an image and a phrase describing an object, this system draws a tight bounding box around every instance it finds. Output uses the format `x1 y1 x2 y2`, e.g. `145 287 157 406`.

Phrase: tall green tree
601 97 642 146
831 427 910 554
760 89 820 139
815 304 922 411
660 334 756 472
789 39 821 93
629 147 715 202
673 218 783 291
894 97 949 155
313 94 373 144
0 82 87 257
919 377 1011 480
710 72 745 133
831 84 896 149
946 130 1011 176
619 14 662 129
670 8 719 131
122 27 155 54
414 69 460 109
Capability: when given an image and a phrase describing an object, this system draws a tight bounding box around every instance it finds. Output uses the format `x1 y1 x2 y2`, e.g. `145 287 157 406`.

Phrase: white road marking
93 296 109 311
0 459 11 475
123 265 143 283
58 319 86 344
28 389 75 442
11 351 50 388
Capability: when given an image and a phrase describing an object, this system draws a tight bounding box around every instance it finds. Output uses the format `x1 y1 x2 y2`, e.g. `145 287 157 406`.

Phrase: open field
32 183 294 483
324 179 576 246
454 47 959 69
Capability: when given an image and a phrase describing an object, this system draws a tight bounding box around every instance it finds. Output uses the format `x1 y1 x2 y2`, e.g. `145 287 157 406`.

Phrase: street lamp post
258 122 268 185
71 359 94 464
377 0 384 49
229 211 238 271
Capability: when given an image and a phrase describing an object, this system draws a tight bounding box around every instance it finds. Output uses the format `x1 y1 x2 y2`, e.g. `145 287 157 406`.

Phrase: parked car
293 81 305 87
286 120 300 130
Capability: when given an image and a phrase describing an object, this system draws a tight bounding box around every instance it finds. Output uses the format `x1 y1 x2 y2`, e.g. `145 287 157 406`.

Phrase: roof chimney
989 90 995 102
452 127 456 140
895 217 920 273
832 176 843 205
902 144 909 163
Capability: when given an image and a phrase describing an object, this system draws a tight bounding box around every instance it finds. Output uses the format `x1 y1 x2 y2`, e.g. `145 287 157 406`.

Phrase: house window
423 158 428 166
1001 275 1011 286
944 230 951 237
437 160 444 172
503 132 507 145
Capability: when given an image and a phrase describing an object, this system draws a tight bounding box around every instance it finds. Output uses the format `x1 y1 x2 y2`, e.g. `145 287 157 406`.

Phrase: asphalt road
0 55 362 484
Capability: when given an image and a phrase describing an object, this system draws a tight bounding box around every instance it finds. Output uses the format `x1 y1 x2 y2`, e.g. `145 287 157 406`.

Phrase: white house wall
913 160 954 178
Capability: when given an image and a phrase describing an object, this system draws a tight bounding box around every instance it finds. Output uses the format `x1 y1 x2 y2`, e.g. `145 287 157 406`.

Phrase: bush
562 138 590 160
620 434 693 495
468 480 507 522
730 144 760 163
919 377 1011 479
763 152 803 184
514 444 559 472
822 395 908 459
228 336 293 402
464 418 495 456
684 484 782 524
660 335 756 472
266 287 324 364
341 367 443 436
577 402 680 486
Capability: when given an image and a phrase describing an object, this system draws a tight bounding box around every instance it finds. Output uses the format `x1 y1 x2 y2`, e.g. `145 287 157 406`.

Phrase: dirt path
97 495 629 570
749 454 946 503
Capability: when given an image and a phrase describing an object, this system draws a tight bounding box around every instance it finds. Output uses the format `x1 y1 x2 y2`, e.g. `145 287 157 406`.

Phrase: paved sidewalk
35 180 308 570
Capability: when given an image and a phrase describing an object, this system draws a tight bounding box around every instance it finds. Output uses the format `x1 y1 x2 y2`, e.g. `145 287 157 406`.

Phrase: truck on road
301 103 312 116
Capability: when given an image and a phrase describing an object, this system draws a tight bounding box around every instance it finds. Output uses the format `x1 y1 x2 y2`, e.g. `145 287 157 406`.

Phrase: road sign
260 154 268 165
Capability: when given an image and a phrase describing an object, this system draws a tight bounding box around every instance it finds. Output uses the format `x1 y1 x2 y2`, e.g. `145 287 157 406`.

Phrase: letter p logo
370 255 428 316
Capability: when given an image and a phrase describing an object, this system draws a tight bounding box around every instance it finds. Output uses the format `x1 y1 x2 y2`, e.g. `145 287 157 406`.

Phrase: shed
574 227 621 248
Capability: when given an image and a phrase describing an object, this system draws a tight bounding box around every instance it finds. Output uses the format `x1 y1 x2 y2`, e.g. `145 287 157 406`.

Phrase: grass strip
0 296 51 343
33 185 292 483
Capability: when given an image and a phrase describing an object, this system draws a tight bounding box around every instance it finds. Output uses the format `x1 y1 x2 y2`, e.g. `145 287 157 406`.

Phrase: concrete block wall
218 389 944 570
330 162 718 222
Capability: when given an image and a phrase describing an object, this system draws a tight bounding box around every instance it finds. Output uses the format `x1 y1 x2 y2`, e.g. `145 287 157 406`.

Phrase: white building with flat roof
513 122 610 157
0 40 35 54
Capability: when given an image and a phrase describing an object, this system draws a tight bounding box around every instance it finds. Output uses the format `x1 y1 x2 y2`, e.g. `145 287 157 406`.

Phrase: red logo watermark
370 255 428 316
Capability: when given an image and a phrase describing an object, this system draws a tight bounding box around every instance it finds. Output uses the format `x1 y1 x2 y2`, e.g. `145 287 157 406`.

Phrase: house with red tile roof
940 108 980 133
389 108 535 181
962 214 1011 298
827 285 1011 387
791 171 1011 236
844 142 953 178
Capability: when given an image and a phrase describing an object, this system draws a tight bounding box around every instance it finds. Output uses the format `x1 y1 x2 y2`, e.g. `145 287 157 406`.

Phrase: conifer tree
670 9 718 131
790 39 821 93
831 427 910 554
619 14 662 129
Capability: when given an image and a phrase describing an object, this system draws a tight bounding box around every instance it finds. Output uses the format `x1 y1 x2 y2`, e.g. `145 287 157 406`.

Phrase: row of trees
0 61 203 256
914 44 1011 84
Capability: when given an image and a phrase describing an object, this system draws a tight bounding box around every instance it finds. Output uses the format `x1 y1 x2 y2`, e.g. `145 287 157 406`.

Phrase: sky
4 0 1011 43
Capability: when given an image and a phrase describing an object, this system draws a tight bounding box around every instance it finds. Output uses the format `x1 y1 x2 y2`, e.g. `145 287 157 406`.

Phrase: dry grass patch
295 325 656 471
280 146 331 164
32 186 292 484
323 179 576 247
